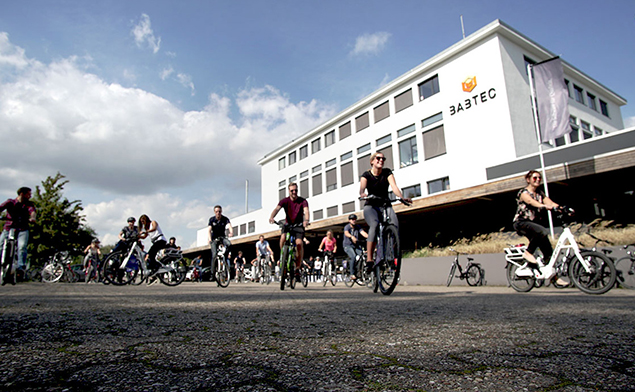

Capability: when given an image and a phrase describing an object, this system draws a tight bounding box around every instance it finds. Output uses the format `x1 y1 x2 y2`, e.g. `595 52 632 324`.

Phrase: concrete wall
401 253 509 286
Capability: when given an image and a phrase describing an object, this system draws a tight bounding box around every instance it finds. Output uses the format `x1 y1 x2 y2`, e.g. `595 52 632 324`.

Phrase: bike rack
504 245 527 263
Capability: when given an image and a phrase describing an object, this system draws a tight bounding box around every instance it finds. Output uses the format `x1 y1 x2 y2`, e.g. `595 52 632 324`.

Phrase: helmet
91 238 100 244
348 214 357 220
127 217 136 223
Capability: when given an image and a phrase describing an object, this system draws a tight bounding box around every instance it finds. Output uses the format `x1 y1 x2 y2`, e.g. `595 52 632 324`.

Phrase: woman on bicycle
138 214 167 274
359 152 411 274
513 170 562 270
82 238 101 282
318 230 337 270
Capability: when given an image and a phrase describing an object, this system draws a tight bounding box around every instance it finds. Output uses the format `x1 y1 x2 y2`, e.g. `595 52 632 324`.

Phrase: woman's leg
363 206 380 264
514 220 552 263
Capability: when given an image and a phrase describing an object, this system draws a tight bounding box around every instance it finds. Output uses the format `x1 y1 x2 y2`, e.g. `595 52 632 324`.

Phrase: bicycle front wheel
569 251 616 295
102 252 136 285
288 260 296 290
216 258 230 288
280 245 289 291
301 269 309 287
446 263 457 287
343 267 354 288
466 265 483 286
158 259 187 286
506 263 535 292
41 263 64 283
615 257 635 289
377 225 401 295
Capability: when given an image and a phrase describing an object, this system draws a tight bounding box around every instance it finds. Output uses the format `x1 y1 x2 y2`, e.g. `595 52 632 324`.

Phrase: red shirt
278 196 308 225
0 198 36 231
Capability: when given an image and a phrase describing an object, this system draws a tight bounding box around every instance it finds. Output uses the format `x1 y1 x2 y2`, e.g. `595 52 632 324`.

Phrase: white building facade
195 19 626 247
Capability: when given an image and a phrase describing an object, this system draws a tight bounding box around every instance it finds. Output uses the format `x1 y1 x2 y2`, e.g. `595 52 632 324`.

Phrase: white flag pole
527 63 555 238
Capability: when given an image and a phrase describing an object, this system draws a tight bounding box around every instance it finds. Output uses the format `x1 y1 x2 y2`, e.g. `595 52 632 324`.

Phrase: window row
230 220 256 237
565 80 609 117
553 115 604 147
278 75 441 170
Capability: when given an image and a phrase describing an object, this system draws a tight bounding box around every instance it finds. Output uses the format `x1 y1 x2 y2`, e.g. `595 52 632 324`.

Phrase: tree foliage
28 173 96 265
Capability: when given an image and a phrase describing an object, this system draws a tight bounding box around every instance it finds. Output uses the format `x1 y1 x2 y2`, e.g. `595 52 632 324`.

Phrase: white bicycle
505 207 616 295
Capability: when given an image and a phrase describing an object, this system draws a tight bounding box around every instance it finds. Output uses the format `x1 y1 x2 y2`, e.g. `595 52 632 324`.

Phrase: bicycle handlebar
359 195 412 206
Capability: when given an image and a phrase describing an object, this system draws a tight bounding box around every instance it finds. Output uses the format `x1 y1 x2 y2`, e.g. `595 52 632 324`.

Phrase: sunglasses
375 157 386 162
531 176 542 180
290 189 298 193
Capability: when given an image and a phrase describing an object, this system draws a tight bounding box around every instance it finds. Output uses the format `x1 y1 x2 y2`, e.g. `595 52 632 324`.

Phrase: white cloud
177 73 195 96
160 66 174 80
0 32 30 68
351 32 391 56
625 116 635 128
131 14 161 54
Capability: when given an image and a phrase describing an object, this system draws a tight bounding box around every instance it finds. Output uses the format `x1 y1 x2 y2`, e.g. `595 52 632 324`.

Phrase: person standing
208 205 233 282
0 187 37 273
269 183 309 280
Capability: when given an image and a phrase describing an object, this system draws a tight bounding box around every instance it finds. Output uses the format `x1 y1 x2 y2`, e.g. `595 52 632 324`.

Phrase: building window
341 151 352 161
574 85 585 104
422 112 443 128
300 179 309 197
278 157 285 170
423 125 446 160
358 154 370 178
289 151 296 165
418 75 440 100
278 180 286 187
326 169 337 192
587 92 597 111
594 126 603 136
377 146 393 169
325 130 336 147
312 164 321 173
397 124 415 138
240 224 246 236
313 209 323 220
289 175 297 183
325 158 336 168
569 116 580 143
300 170 308 178
248 221 255 234
311 138 321 154
300 145 308 160
394 88 413 113
374 101 390 123
356 112 369 132
564 79 572 98
554 135 566 147
402 184 421 199
339 122 351 140
399 136 418 168
327 205 338 217
600 99 609 117
581 121 592 139
376 134 392 147
279 188 286 200
428 177 450 194
312 174 322 196
342 201 355 214
357 143 371 154
341 161 354 187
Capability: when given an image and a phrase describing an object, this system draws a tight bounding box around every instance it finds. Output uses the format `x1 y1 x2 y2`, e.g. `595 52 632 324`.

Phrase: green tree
28 173 96 266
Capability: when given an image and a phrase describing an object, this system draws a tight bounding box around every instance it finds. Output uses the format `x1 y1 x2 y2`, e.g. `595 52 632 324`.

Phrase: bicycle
320 250 337 287
210 237 231 288
276 221 303 291
258 255 272 285
504 207 616 295
343 244 373 288
446 248 484 286
84 254 101 284
0 228 19 285
41 251 77 283
301 264 311 287
615 244 635 289
359 195 411 295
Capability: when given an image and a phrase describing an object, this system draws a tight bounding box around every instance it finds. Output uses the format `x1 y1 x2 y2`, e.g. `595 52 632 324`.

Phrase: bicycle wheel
265 265 272 285
280 245 289 291
376 225 401 295
330 264 337 286
466 265 483 286
506 263 535 292
569 251 616 295
446 263 457 287
343 266 354 288
288 260 296 290
301 269 309 287
322 262 329 287
615 257 635 289
41 262 64 283
216 258 230 288
0 241 11 285
158 259 187 286
102 252 137 285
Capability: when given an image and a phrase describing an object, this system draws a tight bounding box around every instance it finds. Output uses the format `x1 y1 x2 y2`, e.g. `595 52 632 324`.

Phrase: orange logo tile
462 76 477 92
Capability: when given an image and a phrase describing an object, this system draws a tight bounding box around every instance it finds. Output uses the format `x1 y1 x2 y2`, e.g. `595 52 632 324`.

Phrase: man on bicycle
208 205 233 282
255 235 274 277
111 217 138 254
0 187 37 274
269 182 309 280
343 214 368 281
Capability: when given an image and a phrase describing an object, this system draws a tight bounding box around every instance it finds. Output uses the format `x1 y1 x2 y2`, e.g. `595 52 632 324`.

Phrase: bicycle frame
118 241 147 275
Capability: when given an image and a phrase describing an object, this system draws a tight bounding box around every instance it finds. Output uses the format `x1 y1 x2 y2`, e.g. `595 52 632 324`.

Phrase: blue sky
1 0 633 248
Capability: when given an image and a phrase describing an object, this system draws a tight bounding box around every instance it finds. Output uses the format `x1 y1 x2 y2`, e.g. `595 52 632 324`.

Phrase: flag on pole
532 57 570 142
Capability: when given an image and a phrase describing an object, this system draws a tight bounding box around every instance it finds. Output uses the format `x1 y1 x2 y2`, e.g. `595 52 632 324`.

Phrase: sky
1 0 634 249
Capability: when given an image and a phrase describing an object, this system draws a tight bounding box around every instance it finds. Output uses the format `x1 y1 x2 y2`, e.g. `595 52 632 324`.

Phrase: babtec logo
462 76 476 92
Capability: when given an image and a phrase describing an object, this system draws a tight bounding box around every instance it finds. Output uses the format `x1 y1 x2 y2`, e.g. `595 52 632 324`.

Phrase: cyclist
359 152 411 274
233 251 246 283
82 238 101 281
190 255 203 282
318 230 337 276
0 187 37 274
255 235 274 278
343 214 368 281
513 170 568 286
112 217 138 253
165 237 180 250
138 214 167 274
269 182 309 281
208 205 233 282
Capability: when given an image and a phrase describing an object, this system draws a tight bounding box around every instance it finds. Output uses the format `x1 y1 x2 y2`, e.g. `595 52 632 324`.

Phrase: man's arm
269 205 282 224
227 219 233 237
302 205 309 228
207 225 213 243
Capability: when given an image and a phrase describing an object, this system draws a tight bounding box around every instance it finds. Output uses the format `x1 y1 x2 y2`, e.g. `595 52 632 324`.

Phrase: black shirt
362 168 393 206
208 215 231 240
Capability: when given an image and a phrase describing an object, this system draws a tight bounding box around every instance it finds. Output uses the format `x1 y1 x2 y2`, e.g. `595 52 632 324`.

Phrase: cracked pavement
0 282 634 391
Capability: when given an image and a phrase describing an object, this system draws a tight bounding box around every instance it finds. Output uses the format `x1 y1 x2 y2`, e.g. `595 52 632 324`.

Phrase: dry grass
404 220 635 258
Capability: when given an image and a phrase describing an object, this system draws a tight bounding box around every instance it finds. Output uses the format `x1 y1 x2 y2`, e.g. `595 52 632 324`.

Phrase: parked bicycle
41 251 78 283
0 227 19 285
504 206 616 295
320 250 337 287
615 244 635 289
446 248 484 286
276 221 303 290
359 195 411 295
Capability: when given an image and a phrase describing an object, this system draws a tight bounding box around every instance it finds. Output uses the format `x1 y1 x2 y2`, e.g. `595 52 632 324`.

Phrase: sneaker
147 276 158 286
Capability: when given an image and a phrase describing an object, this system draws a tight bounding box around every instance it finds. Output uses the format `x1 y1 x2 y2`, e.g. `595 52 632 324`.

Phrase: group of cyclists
0 148 566 290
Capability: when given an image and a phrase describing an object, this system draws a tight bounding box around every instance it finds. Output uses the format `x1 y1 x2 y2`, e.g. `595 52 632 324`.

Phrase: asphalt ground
0 281 634 392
